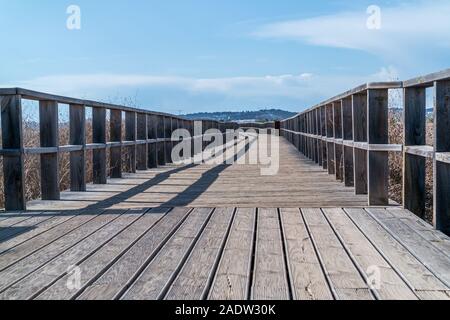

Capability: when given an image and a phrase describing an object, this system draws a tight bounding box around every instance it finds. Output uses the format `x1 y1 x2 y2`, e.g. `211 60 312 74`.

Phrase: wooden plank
157 115 166 166
280 208 333 300
209 208 256 300
147 115 158 168
0 210 122 292
1 94 26 210
0 213 51 243
165 208 235 300
92 107 107 184
0 209 104 271
403 87 426 218
164 116 173 164
0 209 147 300
69 104 86 192
35 208 168 300
78 207 192 300
251 208 290 300
404 154 426 218
136 113 148 171
434 80 450 234
345 208 450 300
110 109 122 178
121 208 213 300
39 100 60 200
125 111 136 173
366 208 450 288
0 214 77 255
322 208 417 300
301 208 373 300
367 89 389 206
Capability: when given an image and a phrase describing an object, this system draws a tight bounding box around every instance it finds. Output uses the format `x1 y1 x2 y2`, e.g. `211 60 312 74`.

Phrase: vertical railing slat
92 107 107 184
39 100 60 200
69 104 86 192
403 87 426 218
1 94 26 210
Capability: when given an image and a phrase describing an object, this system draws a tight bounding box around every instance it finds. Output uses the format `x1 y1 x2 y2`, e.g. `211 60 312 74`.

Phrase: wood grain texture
209 208 255 300
165 208 235 300
78 207 191 300
301 208 373 300
280 208 333 300
251 208 290 300
121 208 212 300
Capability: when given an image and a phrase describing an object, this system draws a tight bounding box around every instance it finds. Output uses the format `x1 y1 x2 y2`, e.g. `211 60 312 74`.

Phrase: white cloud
2 67 399 110
9 73 315 98
253 1 450 60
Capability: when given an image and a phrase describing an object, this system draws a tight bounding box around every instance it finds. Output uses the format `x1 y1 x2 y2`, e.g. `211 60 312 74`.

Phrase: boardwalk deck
0 206 449 300
25 136 371 211
0 134 449 300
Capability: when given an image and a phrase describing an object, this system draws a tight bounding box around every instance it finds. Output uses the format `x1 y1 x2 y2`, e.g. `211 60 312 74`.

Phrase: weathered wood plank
345 208 450 300
301 208 373 300
69 104 86 192
165 208 235 300
78 207 192 300
366 208 450 288
280 208 333 300
251 208 290 300
0 209 145 300
209 208 255 300
0 210 122 292
434 80 450 234
92 107 107 184
121 208 213 300
36 208 168 300
1 95 26 210
39 100 60 200
110 109 122 178
322 208 417 300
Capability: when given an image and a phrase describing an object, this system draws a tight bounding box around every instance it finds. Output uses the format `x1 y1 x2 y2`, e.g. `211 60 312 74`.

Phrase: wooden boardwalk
26 136 370 211
0 135 449 300
0 206 450 300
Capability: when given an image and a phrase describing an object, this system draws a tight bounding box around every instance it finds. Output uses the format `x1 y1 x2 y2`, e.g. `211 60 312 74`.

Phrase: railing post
69 104 86 192
333 101 343 181
110 109 122 178
136 113 148 170
342 97 354 187
367 89 389 205
316 109 322 165
147 115 158 168
1 94 26 210
92 107 107 184
403 87 426 218
320 106 327 170
352 93 368 195
157 115 166 166
326 104 335 174
125 111 137 173
163 116 171 163
39 100 60 200
434 80 450 234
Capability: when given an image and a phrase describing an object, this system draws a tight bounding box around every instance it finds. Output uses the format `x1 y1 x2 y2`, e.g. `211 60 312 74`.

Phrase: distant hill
182 109 296 122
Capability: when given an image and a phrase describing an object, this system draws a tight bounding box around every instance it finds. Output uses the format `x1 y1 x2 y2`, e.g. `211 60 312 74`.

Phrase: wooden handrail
0 88 262 211
280 68 450 235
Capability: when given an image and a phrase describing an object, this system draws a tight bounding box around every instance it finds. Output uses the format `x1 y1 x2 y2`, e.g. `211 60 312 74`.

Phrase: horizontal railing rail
0 88 269 211
280 68 450 235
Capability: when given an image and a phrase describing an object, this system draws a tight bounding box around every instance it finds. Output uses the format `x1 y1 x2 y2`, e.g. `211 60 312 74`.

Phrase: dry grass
0 113 435 225
388 111 434 224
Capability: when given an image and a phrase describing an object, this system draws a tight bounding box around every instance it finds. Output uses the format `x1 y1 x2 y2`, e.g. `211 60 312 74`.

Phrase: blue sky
0 0 449 114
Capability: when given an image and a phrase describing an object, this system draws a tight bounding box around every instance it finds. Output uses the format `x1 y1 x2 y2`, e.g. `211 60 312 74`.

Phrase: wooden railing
280 69 450 235
0 88 245 211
